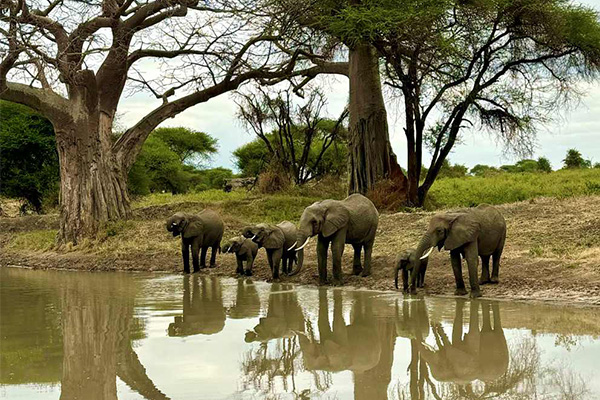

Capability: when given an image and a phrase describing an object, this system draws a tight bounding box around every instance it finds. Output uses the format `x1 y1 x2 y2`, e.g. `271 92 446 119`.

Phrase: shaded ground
1 195 599 305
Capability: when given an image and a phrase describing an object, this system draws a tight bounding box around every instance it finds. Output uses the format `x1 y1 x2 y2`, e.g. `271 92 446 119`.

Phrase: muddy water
1 268 599 400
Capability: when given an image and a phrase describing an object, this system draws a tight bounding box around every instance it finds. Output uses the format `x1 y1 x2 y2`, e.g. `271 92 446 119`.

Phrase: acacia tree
237 87 348 184
0 0 317 244
327 0 600 206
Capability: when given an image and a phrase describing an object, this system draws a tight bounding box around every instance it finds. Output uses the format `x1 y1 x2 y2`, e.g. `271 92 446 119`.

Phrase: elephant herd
167 193 507 298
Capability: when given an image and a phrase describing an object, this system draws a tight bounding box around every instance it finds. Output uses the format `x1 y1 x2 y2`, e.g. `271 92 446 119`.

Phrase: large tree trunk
55 116 130 245
347 44 407 200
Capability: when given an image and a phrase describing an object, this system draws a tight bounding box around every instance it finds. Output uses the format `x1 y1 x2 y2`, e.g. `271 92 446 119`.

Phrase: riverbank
1 194 599 305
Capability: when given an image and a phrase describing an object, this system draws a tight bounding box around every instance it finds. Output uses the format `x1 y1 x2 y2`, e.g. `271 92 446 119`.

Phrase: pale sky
117 0 600 173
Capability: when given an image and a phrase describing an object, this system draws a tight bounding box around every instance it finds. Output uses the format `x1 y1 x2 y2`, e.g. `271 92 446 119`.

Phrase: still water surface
1 267 599 400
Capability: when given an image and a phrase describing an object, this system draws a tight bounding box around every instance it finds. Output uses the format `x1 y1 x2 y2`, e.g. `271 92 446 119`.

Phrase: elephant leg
271 248 282 280
361 241 374 277
352 244 363 275
209 245 218 268
267 250 274 278
491 247 503 284
191 241 201 273
331 231 346 285
245 256 254 276
200 247 208 269
479 255 491 285
317 238 329 285
235 256 244 275
451 251 467 296
464 243 482 298
181 240 190 274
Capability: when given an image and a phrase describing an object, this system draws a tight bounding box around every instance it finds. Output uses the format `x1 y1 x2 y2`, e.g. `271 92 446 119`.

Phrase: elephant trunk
412 233 434 287
289 231 309 276
394 263 401 289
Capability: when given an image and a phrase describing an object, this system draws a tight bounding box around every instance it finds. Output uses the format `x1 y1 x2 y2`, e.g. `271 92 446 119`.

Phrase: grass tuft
7 230 57 251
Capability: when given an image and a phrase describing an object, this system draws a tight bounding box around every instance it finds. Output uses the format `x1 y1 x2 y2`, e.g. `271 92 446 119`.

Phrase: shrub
257 167 291 194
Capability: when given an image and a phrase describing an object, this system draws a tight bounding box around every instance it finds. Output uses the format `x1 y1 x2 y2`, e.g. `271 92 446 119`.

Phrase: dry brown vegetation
1 195 599 305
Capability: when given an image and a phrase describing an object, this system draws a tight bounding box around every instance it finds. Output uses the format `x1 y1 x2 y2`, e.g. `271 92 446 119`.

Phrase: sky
117 0 600 173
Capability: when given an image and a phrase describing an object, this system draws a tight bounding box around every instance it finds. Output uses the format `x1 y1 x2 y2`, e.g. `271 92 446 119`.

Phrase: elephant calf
221 236 259 276
411 204 506 298
242 221 302 281
166 210 224 273
395 248 428 293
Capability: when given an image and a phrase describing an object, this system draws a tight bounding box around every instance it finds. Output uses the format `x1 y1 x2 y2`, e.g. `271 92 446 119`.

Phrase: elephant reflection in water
168 275 225 336
298 289 396 400
228 278 261 320
419 300 509 389
56 271 169 400
244 283 305 342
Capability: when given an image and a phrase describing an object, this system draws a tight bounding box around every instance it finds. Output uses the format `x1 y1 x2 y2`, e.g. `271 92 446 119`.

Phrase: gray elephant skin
166 210 224 273
291 193 379 285
395 248 428 293
411 204 506 298
242 221 303 280
221 236 259 276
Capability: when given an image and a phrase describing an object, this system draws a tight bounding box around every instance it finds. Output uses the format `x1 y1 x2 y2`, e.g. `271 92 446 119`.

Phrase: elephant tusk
227 246 231 253
251 234 257 240
420 246 435 260
287 241 298 251
295 237 310 251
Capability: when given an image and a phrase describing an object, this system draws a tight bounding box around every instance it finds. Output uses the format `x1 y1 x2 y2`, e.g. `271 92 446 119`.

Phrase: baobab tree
0 0 321 244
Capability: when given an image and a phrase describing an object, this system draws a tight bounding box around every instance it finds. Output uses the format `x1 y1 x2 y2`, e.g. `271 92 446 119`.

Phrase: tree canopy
0 100 59 213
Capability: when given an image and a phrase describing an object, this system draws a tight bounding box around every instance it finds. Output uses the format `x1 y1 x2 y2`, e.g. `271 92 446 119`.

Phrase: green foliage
128 128 222 195
470 164 501 177
232 123 348 179
422 159 468 180
428 168 600 209
152 127 217 167
0 101 59 213
562 148 592 169
537 157 553 173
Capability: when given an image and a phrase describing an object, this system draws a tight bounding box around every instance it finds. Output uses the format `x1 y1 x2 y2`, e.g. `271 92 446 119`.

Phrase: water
1 267 599 400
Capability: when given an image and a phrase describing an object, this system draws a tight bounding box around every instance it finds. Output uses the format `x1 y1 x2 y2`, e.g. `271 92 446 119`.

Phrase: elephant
289 193 379 285
394 248 428 293
394 297 430 341
244 283 305 342
221 236 259 276
411 204 506 298
166 210 224 273
168 275 226 336
419 299 509 385
242 221 303 281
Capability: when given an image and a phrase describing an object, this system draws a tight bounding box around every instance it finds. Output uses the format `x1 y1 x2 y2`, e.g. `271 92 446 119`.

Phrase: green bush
0 101 59 213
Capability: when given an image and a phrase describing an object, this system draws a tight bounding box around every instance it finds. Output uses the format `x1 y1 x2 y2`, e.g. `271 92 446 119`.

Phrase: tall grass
427 168 600 209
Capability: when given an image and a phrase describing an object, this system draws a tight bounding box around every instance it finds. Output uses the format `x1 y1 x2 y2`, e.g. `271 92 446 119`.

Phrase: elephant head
242 223 285 250
221 236 245 254
288 200 349 275
411 212 480 286
166 212 204 239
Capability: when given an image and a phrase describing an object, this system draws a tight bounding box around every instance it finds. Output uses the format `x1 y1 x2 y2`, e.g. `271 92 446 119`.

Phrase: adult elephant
411 204 506 298
290 193 379 285
166 210 224 273
241 221 303 280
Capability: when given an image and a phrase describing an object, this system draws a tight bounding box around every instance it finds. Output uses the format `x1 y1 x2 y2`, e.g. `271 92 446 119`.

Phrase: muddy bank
2 196 599 305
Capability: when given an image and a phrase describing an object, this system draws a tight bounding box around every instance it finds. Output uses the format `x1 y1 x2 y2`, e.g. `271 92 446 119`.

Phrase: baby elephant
242 221 302 281
166 210 224 273
394 249 428 293
221 236 259 276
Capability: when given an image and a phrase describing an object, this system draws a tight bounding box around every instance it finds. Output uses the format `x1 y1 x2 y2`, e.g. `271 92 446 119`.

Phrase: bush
257 167 291 194
0 101 59 213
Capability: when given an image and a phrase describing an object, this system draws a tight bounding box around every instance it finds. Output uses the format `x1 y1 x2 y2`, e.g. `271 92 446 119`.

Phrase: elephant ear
237 239 248 256
444 214 479 251
263 227 285 249
322 206 349 237
183 217 203 238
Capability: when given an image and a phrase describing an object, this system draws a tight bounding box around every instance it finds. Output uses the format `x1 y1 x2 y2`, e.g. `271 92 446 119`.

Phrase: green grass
6 230 57 251
427 168 600 209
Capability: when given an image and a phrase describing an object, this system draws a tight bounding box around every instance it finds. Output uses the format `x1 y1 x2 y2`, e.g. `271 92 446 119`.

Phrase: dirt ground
1 195 599 305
